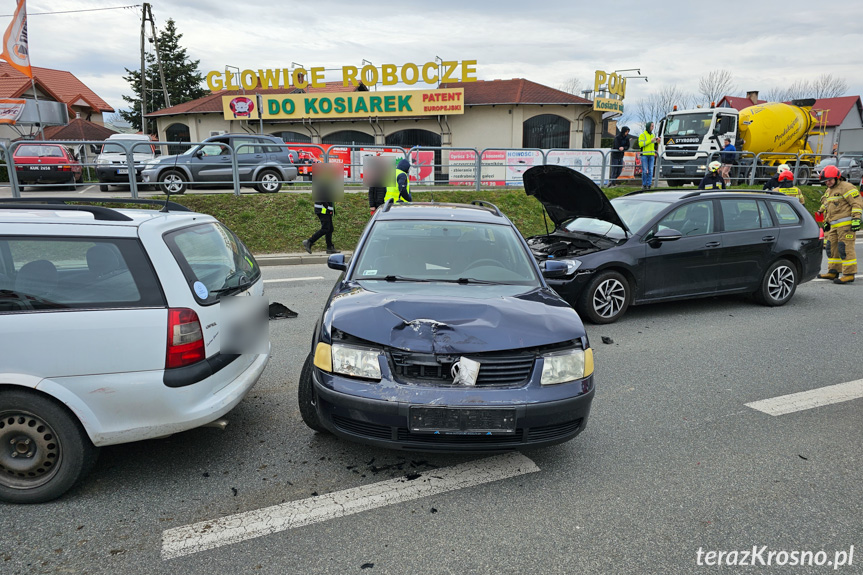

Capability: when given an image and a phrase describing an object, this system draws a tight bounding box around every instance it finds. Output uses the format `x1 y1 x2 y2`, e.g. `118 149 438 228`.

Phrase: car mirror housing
649 228 683 246
327 253 347 271
542 260 568 279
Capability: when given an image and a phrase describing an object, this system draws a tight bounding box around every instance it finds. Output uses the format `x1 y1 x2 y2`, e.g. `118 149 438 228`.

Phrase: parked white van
95 133 156 191
0 198 270 503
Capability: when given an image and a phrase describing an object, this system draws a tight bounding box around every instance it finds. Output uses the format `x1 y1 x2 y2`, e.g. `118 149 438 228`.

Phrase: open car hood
523 165 628 232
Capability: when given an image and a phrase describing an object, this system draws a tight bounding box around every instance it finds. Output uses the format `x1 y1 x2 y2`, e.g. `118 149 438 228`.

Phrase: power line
0 5 141 17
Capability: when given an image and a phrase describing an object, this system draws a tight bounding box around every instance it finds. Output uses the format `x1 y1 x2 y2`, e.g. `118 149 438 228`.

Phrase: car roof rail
0 202 134 221
469 200 502 216
382 198 395 212
679 189 787 199
0 197 192 212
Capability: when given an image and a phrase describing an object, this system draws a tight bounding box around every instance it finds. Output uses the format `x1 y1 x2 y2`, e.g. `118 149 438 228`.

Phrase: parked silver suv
0 198 270 503
142 134 299 194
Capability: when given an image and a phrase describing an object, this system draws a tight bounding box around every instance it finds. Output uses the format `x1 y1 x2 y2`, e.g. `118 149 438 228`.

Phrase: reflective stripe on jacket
385 169 410 203
638 131 656 155
821 181 862 222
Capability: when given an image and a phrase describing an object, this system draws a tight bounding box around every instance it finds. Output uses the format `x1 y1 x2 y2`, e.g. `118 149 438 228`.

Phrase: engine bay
527 233 613 259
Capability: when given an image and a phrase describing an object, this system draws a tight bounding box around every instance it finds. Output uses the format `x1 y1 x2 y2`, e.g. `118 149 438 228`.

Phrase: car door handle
762 235 775 241
705 241 721 248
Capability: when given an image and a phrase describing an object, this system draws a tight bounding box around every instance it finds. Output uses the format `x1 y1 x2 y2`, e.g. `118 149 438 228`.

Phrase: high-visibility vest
385 168 410 203
778 186 805 204
638 131 656 155
314 202 333 215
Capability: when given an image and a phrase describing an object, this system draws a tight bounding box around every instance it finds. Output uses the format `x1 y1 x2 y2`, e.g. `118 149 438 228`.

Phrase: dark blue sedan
298 201 595 451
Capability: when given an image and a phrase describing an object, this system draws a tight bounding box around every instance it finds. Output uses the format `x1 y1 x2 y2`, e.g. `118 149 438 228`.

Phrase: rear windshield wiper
210 278 255 295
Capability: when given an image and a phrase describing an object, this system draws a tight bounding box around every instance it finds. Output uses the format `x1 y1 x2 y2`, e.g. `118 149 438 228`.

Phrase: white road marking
745 378 863 416
161 452 539 560
263 276 324 283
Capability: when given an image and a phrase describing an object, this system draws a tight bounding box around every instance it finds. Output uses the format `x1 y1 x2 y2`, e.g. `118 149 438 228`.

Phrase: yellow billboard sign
593 97 624 114
207 61 477 91
222 88 465 121
594 70 627 99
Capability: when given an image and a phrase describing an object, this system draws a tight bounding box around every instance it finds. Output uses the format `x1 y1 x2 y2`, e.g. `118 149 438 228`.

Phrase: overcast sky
10 0 863 116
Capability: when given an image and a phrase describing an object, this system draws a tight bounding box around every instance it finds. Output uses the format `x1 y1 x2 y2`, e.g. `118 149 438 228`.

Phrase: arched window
385 129 441 148
322 130 374 146
523 114 570 149
582 117 596 149
271 130 310 143
165 123 190 155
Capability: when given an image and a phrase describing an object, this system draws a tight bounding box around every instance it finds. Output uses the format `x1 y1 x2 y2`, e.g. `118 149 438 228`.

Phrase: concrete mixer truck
657 98 822 186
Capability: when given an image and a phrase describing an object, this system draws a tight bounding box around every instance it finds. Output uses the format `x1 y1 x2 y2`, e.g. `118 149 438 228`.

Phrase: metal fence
4 138 858 199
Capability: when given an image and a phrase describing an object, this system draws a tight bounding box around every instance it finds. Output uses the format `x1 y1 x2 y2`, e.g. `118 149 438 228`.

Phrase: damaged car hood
325 282 584 354
523 164 628 232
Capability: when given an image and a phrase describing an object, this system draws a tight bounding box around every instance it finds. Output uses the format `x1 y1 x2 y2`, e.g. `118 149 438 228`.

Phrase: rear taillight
58 165 71 171
166 308 205 369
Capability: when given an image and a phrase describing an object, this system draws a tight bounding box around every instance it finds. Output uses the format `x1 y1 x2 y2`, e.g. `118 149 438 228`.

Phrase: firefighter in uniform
385 158 412 204
776 170 805 203
698 161 725 190
817 164 862 284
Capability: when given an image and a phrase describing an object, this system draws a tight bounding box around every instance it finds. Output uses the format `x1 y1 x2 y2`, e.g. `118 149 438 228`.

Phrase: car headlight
559 259 582 275
540 348 594 385
697 164 706 170
96 158 111 165
313 342 382 380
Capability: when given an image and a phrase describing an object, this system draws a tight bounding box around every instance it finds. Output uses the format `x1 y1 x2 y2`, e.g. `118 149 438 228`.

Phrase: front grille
396 428 525 445
389 350 538 387
526 419 582 441
332 415 392 440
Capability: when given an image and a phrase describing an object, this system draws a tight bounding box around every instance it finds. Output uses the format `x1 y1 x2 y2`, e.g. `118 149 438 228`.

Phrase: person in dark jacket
719 138 736 181
384 158 412 203
365 156 388 215
302 201 338 254
608 126 630 186
762 164 790 190
698 161 726 190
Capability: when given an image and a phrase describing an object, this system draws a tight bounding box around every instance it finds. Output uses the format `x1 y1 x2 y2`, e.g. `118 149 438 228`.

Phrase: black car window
657 200 714 236
758 200 775 227
352 220 539 285
769 201 802 225
0 237 165 313
720 199 762 232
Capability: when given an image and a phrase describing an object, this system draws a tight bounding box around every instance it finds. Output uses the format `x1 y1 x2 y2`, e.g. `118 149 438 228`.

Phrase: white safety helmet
708 161 721 173
777 164 790 173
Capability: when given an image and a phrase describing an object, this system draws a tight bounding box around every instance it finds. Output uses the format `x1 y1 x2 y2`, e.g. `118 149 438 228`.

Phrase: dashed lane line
161 452 540 560
745 378 863 416
262 276 324 283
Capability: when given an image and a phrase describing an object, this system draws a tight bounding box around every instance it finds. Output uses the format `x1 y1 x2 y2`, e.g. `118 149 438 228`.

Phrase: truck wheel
298 354 328 433
159 169 187 195
577 270 630 324
754 259 797 306
0 390 99 504
255 169 282 193
796 167 811 186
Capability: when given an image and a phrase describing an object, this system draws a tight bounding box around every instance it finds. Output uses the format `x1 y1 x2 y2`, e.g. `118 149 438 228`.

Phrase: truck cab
658 108 739 185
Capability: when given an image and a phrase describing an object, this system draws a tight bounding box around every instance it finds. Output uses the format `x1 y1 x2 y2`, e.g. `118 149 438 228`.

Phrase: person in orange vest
817 165 862 284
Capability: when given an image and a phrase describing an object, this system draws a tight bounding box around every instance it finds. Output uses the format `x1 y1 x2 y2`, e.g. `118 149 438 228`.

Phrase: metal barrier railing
323 144 409 185
543 148 609 184
701 150 758 187
408 146 481 191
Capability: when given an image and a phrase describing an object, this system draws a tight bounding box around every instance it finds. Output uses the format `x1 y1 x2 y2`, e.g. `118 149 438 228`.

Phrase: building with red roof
146 77 600 152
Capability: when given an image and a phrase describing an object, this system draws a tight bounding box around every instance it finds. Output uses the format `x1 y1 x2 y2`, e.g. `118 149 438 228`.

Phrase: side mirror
541 259 568 279
194 150 204 158
327 253 347 271
648 228 683 247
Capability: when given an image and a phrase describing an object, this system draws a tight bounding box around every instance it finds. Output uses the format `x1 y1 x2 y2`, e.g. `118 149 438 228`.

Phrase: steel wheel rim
0 410 62 490
767 265 794 301
261 173 280 192
593 278 626 318
163 174 184 193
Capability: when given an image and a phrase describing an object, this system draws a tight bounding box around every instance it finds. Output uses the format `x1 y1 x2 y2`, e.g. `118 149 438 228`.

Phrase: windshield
562 197 671 238
100 142 154 155
663 112 714 139
351 220 540 286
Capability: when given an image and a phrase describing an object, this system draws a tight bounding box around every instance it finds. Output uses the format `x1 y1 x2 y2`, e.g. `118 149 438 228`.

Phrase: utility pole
139 3 170 135
139 4 146 134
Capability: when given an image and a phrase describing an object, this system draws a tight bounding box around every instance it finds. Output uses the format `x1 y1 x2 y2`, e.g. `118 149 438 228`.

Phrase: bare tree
762 86 789 103
558 77 583 96
697 69 737 105
810 73 849 98
634 85 695 128
785 78 812 101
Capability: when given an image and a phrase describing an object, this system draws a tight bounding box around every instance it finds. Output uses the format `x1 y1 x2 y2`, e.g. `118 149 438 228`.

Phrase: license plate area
29 166 51 170
117 168 129 174
409 407 516 435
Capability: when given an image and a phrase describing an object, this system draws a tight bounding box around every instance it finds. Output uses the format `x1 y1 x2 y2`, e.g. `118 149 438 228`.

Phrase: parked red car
13 143 83 189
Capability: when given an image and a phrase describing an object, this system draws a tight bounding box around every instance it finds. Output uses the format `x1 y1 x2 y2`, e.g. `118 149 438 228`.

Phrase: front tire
298 354 327 433
99 184 109 192
159 169 187 195
255 169 282 193
755 258 797 306
0 390 99 504
577 270 631 324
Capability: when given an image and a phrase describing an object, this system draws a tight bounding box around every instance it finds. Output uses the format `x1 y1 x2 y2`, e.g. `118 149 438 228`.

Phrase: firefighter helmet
820 164 841 181
708 161 721 173
777 163 790 173
778 171 794 182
